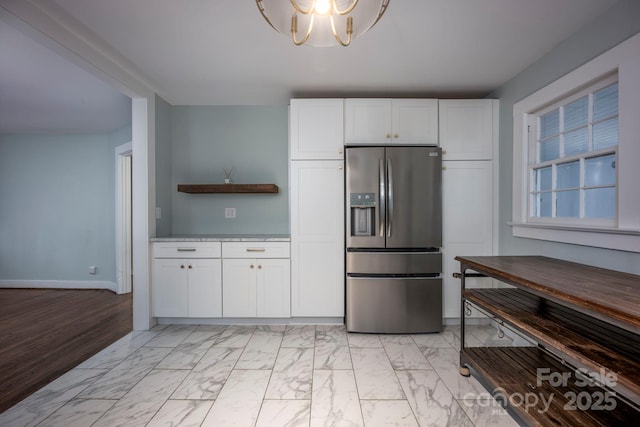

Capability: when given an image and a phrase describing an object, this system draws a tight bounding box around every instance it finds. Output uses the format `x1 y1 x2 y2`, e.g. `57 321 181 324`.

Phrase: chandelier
256 0 390 47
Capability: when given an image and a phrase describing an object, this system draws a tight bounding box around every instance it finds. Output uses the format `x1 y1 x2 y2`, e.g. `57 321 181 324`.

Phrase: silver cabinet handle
246 248 266 252
387 157 393 238
379 158 385 237
177 248 196 252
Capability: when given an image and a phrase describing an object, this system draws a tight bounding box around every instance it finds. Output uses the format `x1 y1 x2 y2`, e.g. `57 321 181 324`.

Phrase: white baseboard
0 280 117 293
156 317 345 326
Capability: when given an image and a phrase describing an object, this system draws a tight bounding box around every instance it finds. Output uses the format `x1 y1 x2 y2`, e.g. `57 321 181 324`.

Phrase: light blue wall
168 106 289 235
155 94 173 237
490 0 640 274
0 126 131 283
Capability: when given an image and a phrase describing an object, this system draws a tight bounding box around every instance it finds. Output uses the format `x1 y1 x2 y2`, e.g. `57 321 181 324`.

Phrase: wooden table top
455 255 640 333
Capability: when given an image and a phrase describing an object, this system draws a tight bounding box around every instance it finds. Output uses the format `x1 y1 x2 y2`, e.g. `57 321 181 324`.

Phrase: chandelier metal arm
333 0 359 16
291 13 314 46
290 0 316 15
330 15 353 46
255 0 278 32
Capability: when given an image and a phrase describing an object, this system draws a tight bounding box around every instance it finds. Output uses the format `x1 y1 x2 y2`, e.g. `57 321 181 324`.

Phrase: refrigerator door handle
379 158 385 237
387 157 393 238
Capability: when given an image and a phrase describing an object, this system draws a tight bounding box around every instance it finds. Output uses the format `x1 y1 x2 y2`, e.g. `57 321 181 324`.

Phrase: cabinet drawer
153 242 222 258
222 242 290 259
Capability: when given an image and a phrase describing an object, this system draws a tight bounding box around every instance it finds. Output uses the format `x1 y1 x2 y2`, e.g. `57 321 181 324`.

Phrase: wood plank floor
0 288 132 413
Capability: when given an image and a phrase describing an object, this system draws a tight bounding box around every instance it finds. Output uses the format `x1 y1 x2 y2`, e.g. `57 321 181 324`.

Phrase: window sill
509 222 640 253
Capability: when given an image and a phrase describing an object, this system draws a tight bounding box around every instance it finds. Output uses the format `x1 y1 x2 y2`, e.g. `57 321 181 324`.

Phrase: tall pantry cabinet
289 99 345 317
440 99 499 319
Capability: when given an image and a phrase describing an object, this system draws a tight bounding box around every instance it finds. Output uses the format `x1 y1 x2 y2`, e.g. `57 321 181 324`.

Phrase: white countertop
150 234 290 242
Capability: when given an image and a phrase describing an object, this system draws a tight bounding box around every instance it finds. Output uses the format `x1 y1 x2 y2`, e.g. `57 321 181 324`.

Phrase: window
529 78 618 226
511 33 640 253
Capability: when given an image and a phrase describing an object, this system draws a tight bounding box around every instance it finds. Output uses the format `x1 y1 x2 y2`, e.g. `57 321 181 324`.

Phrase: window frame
511 33 640 253
527 76 618 227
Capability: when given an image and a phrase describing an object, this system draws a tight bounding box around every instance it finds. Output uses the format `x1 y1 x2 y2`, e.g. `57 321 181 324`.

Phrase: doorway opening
115 142 133 294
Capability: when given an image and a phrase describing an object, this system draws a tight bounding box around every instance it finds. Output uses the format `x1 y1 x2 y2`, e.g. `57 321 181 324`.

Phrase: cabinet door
152 258 188 317
222 258 257 317
257 259 291 318
392 99 439 145
291 160 345 317
439 99 497 160
344 99 392 144
290 99 344 160
442 161 494 319
188 258 222 317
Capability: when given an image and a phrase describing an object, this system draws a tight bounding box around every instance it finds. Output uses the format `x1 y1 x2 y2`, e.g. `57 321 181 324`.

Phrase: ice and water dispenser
349 193 376 237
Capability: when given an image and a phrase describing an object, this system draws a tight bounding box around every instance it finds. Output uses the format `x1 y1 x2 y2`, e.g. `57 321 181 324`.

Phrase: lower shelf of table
461 346 639 427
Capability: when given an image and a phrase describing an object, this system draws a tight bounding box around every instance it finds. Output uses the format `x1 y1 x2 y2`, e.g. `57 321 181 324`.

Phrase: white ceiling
0 0 619 133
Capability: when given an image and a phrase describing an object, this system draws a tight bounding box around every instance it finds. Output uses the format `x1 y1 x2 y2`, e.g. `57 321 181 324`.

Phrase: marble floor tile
421 347 487 399
350 348 404 399
212 325 256 348
201 369 271 427
37 398 116 427
396 369 474 427
347 333 383 348
171 347 243 400
256 324 287 333
155 340 212 370
380 335 432 370
314 326 352 369
92 369 189 427
146 399 214 427
311 370 364 427
183 325 227 345
314 342 352 370
255 400 311 427
282 325 316 348
458 398 520 427
1 323 525 427
360 400 419 427
441 325 485 350
266 347 314 399
411 332 454 349
76 330 158 370
144 324 198 348
0 368 108 427
316 327 348 346
235 329 283 369
78 346 172 399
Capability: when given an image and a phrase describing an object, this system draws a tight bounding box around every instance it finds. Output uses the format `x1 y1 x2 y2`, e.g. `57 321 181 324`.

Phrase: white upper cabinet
439 99 498 160
290 99 344 160
344 99 438 145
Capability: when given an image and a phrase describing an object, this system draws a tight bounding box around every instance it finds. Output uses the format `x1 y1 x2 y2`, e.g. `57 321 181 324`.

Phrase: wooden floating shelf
177 184 279 194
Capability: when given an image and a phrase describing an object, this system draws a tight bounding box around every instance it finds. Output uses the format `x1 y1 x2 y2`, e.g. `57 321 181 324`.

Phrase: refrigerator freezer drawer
347 251 442 275
346 276 442 333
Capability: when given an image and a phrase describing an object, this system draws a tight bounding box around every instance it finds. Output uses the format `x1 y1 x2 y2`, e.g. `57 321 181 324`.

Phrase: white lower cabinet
153 257 222 318
222 242 291 318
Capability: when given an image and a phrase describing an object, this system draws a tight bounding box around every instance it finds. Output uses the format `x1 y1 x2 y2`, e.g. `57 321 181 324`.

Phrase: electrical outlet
225 207 236 218
89 266 97 275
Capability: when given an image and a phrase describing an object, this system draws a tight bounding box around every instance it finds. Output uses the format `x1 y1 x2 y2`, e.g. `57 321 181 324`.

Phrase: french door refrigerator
345 146 442 333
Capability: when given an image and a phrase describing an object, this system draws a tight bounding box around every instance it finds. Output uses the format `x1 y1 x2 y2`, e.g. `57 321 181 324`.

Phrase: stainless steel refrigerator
345 146 442 333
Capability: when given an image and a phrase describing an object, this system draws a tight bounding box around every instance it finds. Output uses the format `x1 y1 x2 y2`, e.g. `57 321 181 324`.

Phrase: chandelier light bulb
314 0 331 15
